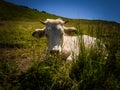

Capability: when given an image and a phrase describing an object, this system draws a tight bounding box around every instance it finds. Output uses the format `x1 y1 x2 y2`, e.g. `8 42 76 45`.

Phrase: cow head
32 18 76 55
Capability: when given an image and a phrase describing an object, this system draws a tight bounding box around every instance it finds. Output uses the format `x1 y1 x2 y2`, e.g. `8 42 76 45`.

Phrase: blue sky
5 0 120 23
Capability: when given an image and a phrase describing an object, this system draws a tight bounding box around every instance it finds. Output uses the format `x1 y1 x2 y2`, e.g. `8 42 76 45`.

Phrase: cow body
32 18 107 61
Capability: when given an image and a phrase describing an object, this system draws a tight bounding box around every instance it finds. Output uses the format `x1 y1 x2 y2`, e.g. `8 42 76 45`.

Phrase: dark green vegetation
0 0 59 21
0 0 120 89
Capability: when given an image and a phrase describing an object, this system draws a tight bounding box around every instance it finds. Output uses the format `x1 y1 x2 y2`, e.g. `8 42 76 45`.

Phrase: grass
0 21 46 48
0 0 59 21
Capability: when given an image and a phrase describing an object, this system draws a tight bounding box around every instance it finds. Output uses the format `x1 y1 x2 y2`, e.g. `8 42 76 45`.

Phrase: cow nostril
50 50 59 54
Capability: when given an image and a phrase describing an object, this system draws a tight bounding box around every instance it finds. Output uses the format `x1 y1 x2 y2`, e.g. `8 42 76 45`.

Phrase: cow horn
64 20 69 24
40 20 46 25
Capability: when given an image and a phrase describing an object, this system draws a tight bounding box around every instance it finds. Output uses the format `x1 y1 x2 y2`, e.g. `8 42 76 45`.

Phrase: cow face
44 19 65 54
32 18 76 55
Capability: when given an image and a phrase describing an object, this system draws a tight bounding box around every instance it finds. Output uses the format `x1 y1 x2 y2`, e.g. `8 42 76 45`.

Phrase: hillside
0 0 119 23
0 0 60 21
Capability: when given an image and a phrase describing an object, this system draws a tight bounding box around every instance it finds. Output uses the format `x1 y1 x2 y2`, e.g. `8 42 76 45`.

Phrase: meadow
0 20 120 90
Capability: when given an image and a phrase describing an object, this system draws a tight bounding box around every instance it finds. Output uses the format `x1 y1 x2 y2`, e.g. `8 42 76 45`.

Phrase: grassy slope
0 0 120 89
0 0 60 21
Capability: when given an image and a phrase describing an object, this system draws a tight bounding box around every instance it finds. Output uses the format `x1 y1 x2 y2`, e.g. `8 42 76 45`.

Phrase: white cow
32 18 107 61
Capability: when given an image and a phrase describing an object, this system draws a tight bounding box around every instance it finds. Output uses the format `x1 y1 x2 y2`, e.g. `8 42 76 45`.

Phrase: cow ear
32 29 45 38
64 27 77 35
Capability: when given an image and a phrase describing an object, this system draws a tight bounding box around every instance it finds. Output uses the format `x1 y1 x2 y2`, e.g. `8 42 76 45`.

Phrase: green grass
0 0 60 21
0 21 46 48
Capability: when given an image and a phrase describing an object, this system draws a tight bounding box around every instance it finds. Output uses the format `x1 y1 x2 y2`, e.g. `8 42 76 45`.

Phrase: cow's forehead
45 19 64 24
